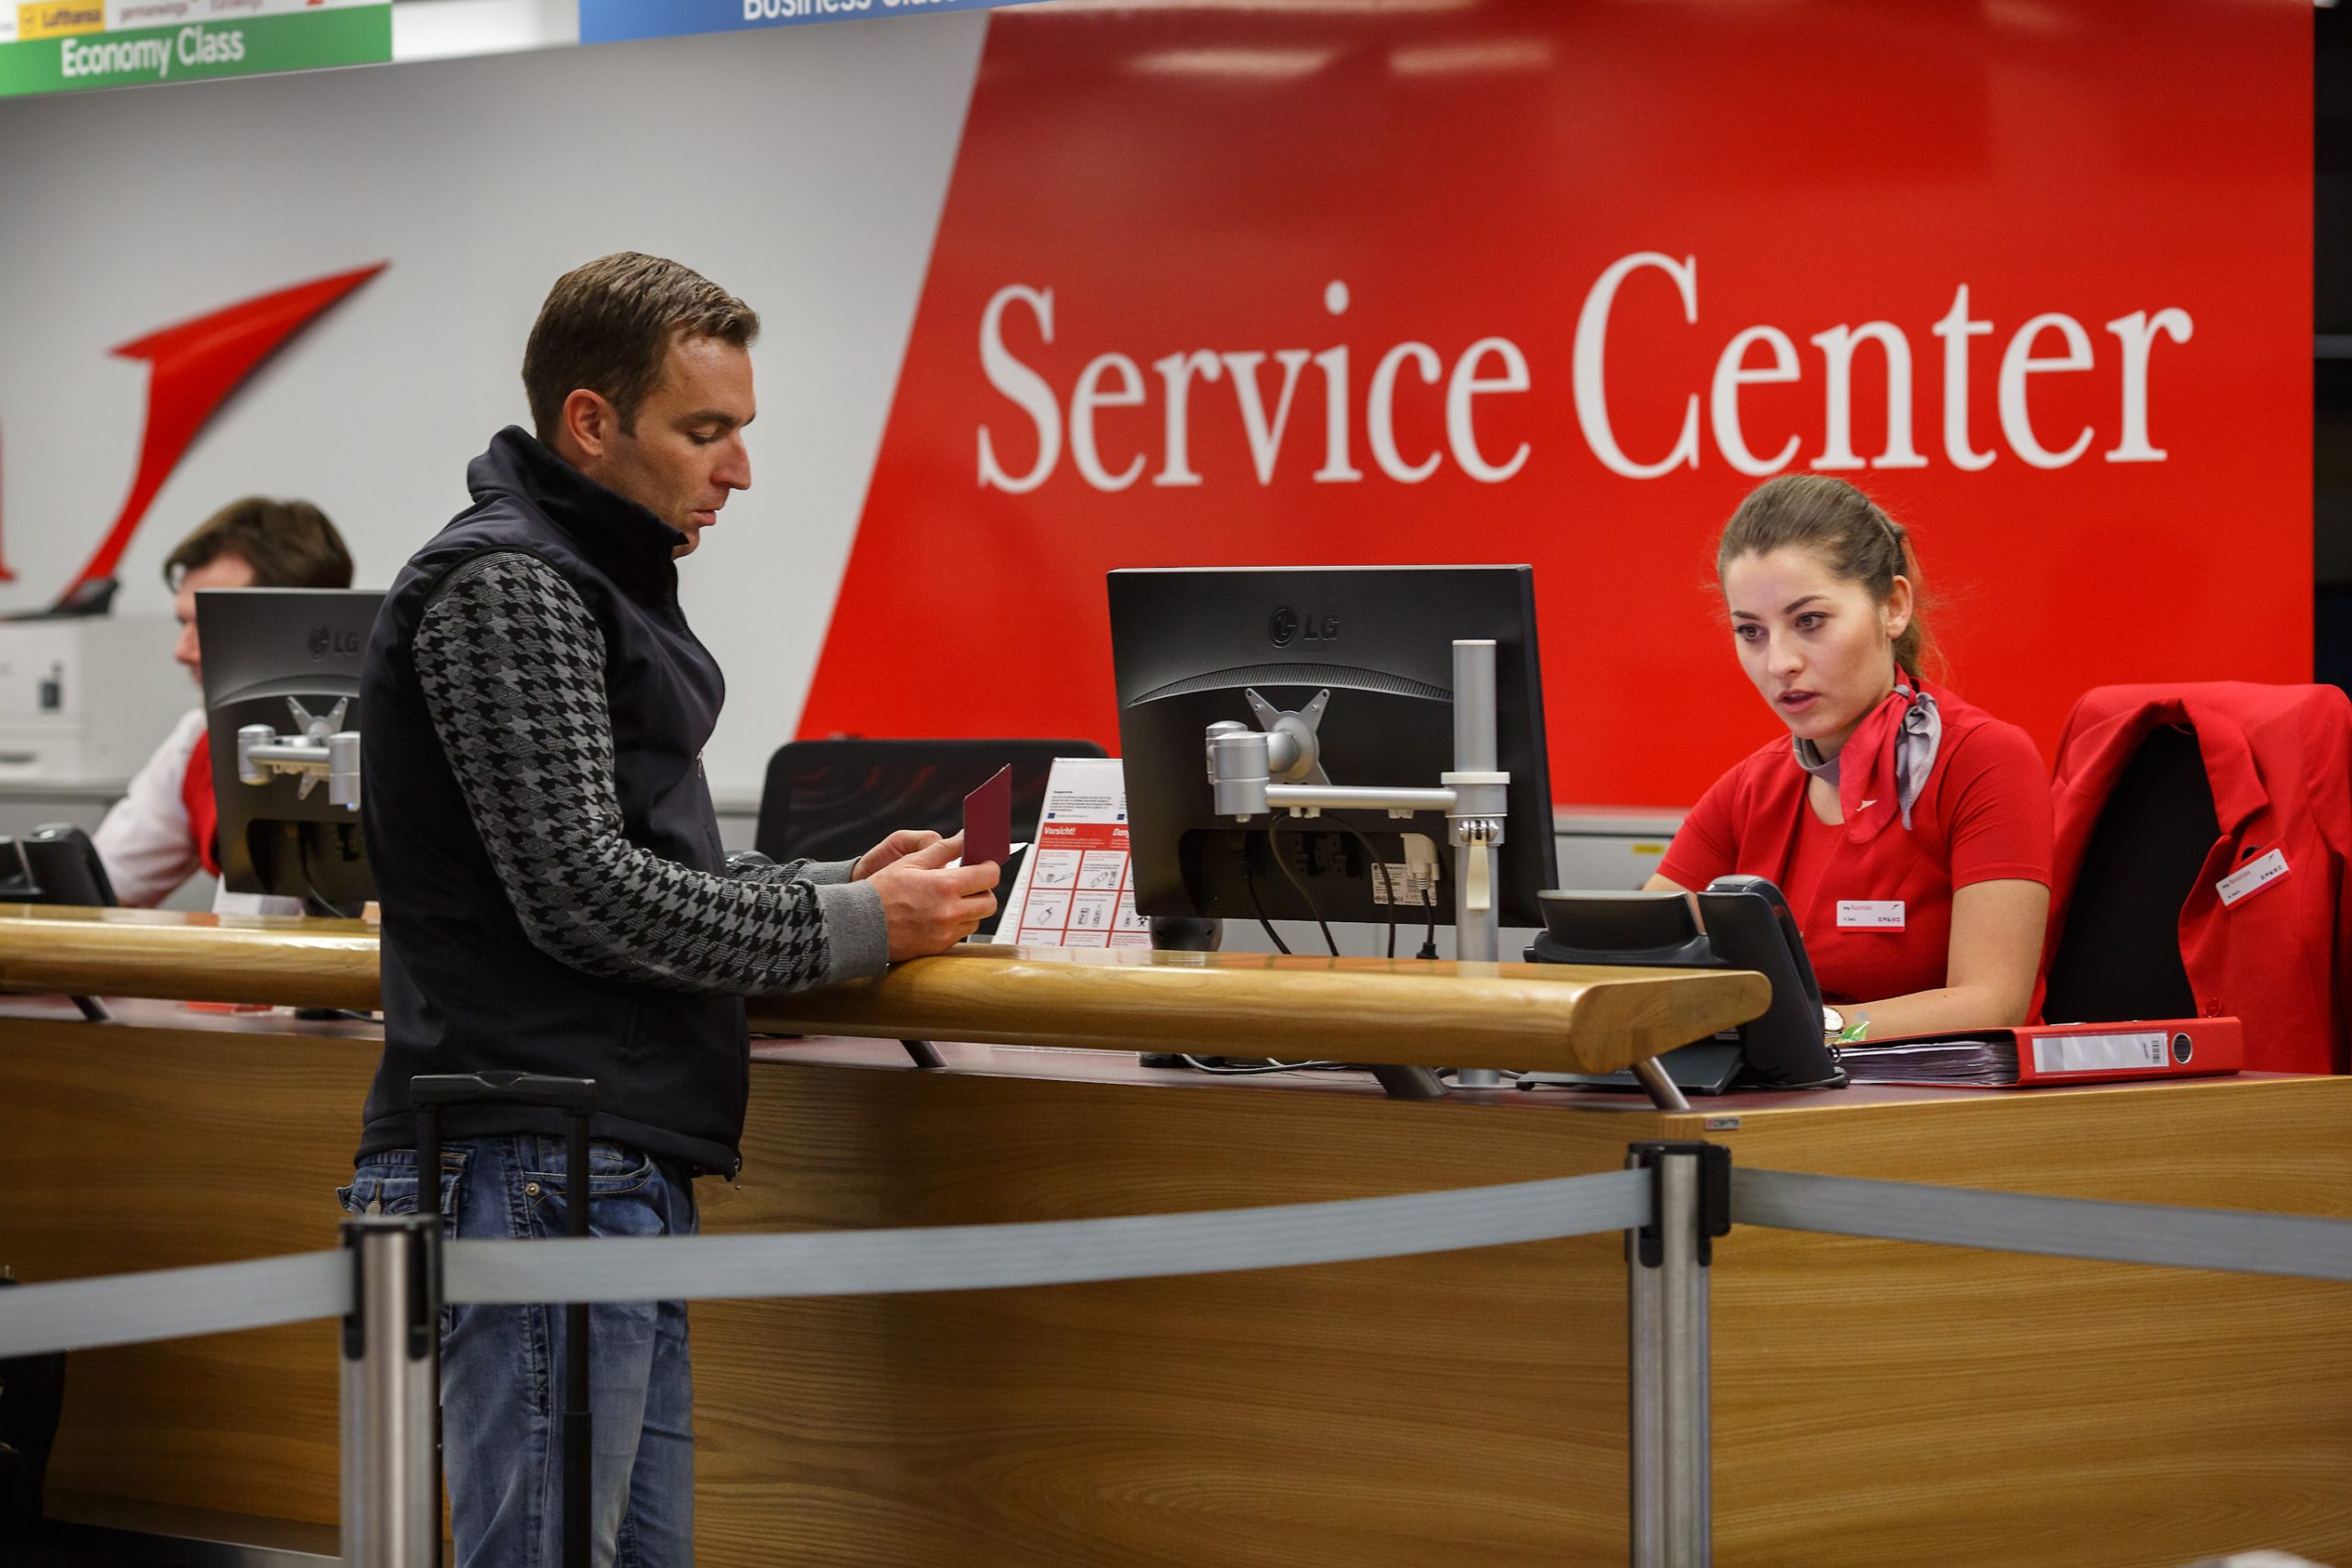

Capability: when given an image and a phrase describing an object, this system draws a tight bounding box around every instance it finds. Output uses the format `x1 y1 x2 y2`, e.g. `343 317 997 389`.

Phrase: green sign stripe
0 7 390 99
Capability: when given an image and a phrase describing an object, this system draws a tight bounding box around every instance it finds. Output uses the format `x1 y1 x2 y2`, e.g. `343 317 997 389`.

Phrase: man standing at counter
346 253 999 1566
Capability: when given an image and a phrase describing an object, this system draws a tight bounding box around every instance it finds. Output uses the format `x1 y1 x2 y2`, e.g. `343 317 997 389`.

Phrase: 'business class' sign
579 0 1034 46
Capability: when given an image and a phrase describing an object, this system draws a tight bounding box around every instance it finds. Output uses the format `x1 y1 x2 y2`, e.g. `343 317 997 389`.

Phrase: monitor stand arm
236 697 363 809
1206 639 1511 1093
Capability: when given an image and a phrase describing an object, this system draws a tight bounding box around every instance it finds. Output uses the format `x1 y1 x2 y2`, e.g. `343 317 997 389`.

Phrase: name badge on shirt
1837 900 1905 931
2216 847 2290 908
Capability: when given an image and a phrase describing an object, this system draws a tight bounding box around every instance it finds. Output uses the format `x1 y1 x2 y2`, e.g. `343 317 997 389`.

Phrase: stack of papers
1837 1038 2018 1086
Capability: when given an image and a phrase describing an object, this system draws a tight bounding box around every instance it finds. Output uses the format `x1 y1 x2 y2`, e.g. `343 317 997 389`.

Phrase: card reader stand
1521 878 1847 1096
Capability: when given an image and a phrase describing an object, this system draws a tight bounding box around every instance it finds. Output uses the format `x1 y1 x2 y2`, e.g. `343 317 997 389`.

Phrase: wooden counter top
0 907 1769 1077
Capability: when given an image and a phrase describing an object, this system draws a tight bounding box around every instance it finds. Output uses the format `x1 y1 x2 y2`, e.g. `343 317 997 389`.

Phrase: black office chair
755 738 1106 938
756 738 1109 1068
2041 723 2216 1024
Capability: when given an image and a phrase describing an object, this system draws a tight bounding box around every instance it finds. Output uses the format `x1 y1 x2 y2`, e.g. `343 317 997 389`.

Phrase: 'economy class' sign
0 0 389 98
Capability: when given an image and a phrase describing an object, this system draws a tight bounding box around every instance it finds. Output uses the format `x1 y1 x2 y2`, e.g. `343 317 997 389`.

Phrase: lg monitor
198 588 384 913
1109 565 1556 941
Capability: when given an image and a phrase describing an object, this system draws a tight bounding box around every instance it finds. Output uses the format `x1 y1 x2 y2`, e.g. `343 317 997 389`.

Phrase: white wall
0 14 987 799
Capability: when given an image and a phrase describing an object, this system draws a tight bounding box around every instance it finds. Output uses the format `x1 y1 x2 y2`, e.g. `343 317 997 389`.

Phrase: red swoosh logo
41 261 387 612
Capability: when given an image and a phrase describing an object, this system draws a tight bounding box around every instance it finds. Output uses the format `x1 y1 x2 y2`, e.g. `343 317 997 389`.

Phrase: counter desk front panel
1 1005 2347 1567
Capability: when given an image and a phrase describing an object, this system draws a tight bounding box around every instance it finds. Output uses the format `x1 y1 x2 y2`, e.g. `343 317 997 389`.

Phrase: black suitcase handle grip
409 1069 598 1568
410 1071 600 1116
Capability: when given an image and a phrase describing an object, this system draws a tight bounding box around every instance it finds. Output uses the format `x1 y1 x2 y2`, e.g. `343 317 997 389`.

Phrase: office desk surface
2 993 2346 1568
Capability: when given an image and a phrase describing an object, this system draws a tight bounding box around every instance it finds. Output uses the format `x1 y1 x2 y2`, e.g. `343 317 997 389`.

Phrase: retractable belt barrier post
1626 1143 1731 1568
340 1213 439 1568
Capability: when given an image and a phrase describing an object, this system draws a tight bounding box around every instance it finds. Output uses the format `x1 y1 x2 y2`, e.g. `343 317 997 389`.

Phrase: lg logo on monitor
309 626 363 661
1268 606 1337 649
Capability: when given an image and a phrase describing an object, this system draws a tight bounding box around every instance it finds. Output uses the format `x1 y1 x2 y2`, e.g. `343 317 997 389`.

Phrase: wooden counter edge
0 913 381 1011
749 953 1770 1076
0 910 1770 1077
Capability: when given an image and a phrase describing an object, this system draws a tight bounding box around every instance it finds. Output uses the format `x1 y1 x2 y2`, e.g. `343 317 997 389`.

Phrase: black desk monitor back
1110 565 1557 931
198 588 383 911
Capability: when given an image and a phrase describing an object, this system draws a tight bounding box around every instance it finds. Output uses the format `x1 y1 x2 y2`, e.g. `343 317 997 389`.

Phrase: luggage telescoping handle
411 1071 599 1568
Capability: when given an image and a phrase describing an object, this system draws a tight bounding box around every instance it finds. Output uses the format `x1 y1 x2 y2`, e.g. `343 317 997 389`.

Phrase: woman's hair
1715 474 1937 680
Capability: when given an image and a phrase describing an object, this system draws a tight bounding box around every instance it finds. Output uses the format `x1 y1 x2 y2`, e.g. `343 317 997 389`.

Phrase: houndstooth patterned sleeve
411 551 888 995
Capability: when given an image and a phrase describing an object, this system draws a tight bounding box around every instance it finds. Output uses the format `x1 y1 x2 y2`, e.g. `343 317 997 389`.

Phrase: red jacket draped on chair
2040 682 2352 1075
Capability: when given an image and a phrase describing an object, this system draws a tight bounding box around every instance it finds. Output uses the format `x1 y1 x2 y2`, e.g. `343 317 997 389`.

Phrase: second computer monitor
1110 565 1556 931
198 587 384 908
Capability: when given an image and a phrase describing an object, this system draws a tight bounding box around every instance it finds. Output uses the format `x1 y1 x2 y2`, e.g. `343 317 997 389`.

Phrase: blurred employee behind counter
92 497 355 908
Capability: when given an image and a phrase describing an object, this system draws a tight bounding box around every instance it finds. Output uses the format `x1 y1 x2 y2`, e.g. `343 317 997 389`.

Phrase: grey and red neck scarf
1792 678 1943 843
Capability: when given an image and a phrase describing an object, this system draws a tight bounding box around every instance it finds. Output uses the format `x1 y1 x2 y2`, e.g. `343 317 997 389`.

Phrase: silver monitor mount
237 696 362 810
1204 638 1510 1095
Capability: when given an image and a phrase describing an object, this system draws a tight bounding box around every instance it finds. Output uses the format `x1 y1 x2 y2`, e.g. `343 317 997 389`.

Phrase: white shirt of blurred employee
94 499 354 907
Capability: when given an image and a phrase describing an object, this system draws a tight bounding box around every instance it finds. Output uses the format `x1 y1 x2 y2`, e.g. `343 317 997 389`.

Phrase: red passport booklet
1838 1018 2244 1088
962 764 1012 885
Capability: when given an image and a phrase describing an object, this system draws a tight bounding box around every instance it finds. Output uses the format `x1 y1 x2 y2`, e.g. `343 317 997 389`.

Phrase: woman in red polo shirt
1649 475 2052 1043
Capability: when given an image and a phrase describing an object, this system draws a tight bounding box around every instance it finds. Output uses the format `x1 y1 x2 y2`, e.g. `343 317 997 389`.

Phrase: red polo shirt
1657 683 2052 1005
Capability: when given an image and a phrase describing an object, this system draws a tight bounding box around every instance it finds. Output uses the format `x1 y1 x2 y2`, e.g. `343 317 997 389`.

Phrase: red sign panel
805 0 2312 807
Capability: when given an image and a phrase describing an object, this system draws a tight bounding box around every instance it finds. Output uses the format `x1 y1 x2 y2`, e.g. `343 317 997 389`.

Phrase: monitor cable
1326 820 1403 962
299 834 368 922
1193 826 1340 1075
295 836 376 1019
1268 814 1340 958
1177 1055 1351 1075
1324 820 1433 958
1416 844 1439 960
1242 832 1291 956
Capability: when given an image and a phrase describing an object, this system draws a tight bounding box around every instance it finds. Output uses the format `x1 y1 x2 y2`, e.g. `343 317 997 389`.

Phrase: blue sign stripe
581 0 1032 45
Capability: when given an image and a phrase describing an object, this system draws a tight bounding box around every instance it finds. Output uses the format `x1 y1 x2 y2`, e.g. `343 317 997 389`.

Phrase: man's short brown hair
163 497 353 590
521 253 761 445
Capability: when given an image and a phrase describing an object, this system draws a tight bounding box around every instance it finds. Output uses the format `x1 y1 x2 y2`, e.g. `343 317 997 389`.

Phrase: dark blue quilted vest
358 427 744 1176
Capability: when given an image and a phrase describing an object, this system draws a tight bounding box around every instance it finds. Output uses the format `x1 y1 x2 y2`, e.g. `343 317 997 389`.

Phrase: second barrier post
1626 1141 1729 1568
340 1212 440 1568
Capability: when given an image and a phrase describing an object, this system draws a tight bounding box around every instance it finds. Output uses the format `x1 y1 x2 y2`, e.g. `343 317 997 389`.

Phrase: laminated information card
992 756 1150 948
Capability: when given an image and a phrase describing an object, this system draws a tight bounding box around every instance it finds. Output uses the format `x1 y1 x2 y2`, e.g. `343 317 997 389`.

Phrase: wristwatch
1821 1005 1871 1046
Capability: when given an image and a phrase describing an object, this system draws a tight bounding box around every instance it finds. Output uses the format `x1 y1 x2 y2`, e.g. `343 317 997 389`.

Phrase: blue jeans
341 1135 697 1568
